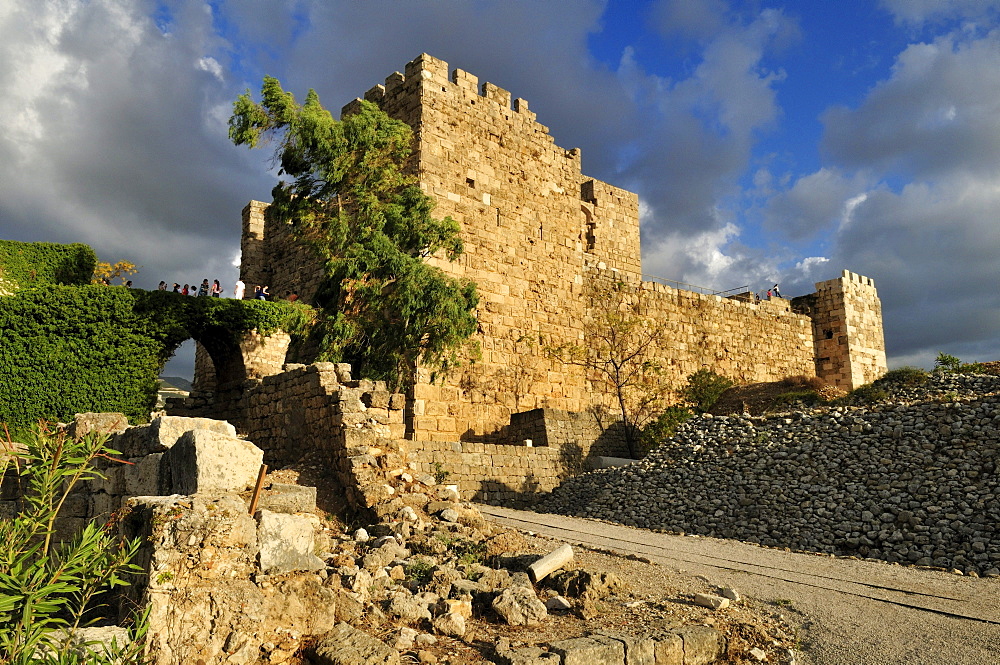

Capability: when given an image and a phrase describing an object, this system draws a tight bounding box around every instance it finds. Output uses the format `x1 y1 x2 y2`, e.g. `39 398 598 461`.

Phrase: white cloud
879 0 1000 25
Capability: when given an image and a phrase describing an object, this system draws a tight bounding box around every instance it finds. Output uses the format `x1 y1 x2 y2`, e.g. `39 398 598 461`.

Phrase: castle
173 54 886 499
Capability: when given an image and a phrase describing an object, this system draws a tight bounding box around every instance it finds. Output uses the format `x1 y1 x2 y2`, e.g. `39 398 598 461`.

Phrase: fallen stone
693 593 730 610
258 483 317 513
310 622 399 665
720 587 742 603
528 543 574 582
432 610 466 637
544 595 572 611
492 586 548 626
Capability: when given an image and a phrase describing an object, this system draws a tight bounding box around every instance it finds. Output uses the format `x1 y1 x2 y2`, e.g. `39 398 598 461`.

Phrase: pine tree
229 77 478 388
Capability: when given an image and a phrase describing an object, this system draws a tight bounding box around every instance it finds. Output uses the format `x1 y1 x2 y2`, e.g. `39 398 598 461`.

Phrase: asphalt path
478 504 1000 665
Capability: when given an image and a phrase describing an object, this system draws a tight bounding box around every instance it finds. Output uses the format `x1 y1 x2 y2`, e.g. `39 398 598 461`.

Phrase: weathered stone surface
693 593 729 610
258 483 317 513
591 630 655 665
653 633 684 665
492 586 548 626
549 635 625 665
66 412 129 439
528 543 574 582
257 509 324 575
310 622 400 665
432 610 466 637
678 626 726 665
168 429 263 494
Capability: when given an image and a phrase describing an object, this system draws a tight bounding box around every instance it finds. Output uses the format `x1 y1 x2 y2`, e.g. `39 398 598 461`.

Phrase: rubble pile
539 373 1000 576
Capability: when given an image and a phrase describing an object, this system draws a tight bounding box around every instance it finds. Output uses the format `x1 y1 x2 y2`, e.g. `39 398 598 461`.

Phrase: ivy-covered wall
0 241 309 429
0 240 97 291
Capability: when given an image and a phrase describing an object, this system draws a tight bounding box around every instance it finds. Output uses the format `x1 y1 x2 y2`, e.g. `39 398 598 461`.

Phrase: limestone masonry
177 54 886 498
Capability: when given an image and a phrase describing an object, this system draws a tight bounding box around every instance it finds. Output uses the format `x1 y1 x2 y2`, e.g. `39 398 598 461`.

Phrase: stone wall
232 53 888 446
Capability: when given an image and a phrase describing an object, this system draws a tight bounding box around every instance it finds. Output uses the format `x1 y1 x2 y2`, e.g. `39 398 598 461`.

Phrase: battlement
227 54 887 445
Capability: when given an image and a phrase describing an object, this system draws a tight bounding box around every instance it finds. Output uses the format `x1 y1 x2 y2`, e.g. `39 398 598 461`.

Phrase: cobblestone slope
538 373 1000 576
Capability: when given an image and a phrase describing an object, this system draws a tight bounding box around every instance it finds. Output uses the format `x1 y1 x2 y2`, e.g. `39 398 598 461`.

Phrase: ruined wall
800 270 888 389
240 200 325 303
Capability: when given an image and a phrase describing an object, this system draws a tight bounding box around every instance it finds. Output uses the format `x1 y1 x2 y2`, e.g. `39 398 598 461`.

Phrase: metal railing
641 273 750 298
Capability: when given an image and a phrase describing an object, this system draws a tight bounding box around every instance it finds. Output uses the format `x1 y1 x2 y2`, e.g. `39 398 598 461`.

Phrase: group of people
153 279 274 301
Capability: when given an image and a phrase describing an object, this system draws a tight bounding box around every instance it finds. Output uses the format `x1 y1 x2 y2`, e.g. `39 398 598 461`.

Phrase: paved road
478 505 1000 665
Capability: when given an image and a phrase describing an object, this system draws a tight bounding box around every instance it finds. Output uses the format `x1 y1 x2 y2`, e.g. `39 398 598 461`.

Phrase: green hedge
0 285 308 429
0 240 96 290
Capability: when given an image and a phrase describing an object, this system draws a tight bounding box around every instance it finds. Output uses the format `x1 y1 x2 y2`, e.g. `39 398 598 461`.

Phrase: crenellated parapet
796 270 888 389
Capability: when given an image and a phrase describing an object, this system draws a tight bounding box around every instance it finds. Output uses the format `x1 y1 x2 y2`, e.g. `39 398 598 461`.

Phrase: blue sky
2 0 999 379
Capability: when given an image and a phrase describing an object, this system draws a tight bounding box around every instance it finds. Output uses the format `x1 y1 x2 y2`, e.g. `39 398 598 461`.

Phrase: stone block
258 483 317 513
123 453 166 496
168 429 263 495
590 630 655 665
549 635 625 665
678 626 726 665
119 416 237 456
653 633 683 664
66 413 129 440
256 509 325 575
310 622 400 665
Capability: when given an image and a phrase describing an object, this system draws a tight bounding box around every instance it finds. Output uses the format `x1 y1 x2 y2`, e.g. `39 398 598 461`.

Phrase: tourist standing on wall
211 279 222 297
234 279 245 299
773 284 781 298
182 284 190 295
197 279 210 297
157 281 166 291
259 285 270 301
172 283 181 293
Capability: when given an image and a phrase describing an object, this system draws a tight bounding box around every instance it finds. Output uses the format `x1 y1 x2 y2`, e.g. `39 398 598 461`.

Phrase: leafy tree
229 77 478 388
0 425 148 664
546 279 675 457
92 260 138 285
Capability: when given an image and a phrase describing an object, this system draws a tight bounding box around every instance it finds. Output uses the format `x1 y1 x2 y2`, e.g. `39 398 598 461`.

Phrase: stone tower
234 54 888 443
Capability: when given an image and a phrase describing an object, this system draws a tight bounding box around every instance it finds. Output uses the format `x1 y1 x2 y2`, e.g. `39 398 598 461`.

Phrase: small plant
845 383 888 405
155 571 175 584
639 405 693 451
934 352 963 373
431 462 450 484
875 367 928 388
0 424 149 664
773 598 793 607
453 539 487 568
404 558 436 587
682 369 735 413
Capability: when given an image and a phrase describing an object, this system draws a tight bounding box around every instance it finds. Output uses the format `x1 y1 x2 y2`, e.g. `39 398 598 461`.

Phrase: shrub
934 353 987 375
682 369 734 413
0 240 97 290
0 285 310 429
0 425 148 663
639 405 694 451
771 390 822 410
845 383 888 405
873 367 928 389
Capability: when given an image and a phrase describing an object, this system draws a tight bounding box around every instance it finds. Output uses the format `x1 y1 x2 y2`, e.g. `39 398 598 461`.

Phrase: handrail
641 273 750 298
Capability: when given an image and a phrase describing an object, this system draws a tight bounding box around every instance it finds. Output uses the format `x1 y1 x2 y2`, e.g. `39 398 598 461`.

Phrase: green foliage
874 366 929 388
0 240 97 291
230 77 478 388
431 462 450 484
404 557 436 587
638 405 693 452
0 426 148 664
682 369 735 413
0 285 310 430
934 352 986 375
845 383 888 405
